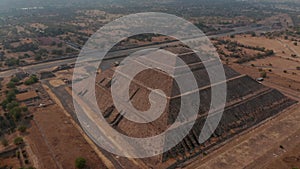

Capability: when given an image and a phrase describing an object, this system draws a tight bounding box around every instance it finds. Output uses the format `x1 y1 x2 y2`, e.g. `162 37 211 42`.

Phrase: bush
34 55 42 61
265 50 274 56
9 107 22 121
11 77 20 83
260 71 267 78
24 159 29 164
1 99 9 109
21 106 28 112
6 101 19 111
6 90 16 102
18 126 27 133
14 137 24 145
24 75 38 85
1 138 8 147
57 43 63 48
51 49 63 55
6 81 16 88
75 157 86 169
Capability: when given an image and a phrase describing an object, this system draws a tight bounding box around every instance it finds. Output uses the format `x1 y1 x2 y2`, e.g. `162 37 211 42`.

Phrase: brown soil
25 104 107 169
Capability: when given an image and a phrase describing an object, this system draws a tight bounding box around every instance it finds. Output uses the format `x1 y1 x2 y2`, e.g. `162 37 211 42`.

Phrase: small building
16 91 39 105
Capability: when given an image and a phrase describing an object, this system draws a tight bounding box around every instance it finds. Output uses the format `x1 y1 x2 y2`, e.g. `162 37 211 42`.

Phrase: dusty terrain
25 104 107 169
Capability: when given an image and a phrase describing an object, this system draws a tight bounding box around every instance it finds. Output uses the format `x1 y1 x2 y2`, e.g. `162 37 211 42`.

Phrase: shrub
6 81 15 88
291 54 297 58
6 101 19 111
10 107 22 121
75 157 86 169
11 77 20 83
260 71 267 78
6 90 16 102
1 138 8 147
34 55 42 61
1 99 9 109
24 75 38 85
14 137 24 145
18 126 27 133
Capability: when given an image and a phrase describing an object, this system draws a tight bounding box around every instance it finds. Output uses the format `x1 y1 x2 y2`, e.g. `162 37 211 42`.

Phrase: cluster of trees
5 58 20 67
2 78 28 121
1 93 26 122
34 49 49 61
0 77 30 137
234 50 274 64
220 40 266 52
9 43 38 53
217 39 274 64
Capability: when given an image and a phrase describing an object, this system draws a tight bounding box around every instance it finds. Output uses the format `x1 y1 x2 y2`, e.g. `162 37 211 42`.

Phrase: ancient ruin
94 46 297 168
